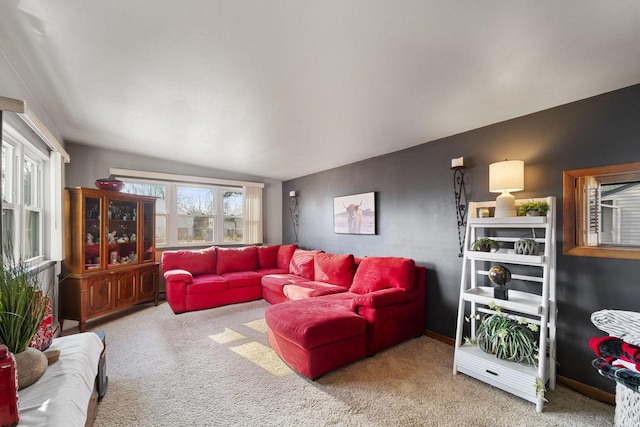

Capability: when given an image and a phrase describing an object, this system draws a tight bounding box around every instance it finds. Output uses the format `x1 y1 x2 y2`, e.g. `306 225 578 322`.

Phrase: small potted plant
518 200 549 217
0 254 50 389
471 238 499 252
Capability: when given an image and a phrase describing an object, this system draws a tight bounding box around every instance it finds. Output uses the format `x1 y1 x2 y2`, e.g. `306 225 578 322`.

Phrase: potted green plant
466 302 539 366
471 238 499 252
518 200 549 217
0 255 50 389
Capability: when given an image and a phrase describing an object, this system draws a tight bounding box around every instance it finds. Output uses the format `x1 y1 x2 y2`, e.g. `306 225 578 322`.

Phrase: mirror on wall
563 162 640 259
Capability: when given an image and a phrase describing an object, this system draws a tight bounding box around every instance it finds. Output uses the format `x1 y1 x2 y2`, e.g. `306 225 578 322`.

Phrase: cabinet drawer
455 346 545 404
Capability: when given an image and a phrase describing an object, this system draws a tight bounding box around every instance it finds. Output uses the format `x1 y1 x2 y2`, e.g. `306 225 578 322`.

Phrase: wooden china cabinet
60 187 159 332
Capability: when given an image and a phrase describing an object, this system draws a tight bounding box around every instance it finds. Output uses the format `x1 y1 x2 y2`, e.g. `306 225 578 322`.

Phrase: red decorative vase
0 345 19 427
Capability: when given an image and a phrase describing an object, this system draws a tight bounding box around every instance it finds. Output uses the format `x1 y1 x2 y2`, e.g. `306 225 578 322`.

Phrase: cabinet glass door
84 196 102 271
142 201 155 262
107 199 138 267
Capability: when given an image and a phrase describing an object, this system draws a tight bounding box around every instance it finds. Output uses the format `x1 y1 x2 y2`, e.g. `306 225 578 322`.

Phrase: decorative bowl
95 178 125 192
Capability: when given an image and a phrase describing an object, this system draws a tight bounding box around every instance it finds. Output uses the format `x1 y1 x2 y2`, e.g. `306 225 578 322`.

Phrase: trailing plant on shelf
471 237 499 252
465 302 539 366
518 200 549 217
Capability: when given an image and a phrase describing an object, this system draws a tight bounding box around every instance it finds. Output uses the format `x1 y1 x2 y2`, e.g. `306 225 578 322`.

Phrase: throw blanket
591 310 640 347
589 335 640 370
592 358 640 392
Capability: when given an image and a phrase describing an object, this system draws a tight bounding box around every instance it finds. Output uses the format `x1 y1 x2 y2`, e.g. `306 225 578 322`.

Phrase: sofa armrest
351 287 417 311
164 270 192 314
164 269 193 284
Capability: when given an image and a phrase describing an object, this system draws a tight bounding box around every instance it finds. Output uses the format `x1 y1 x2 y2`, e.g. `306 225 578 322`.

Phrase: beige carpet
76 300 614 426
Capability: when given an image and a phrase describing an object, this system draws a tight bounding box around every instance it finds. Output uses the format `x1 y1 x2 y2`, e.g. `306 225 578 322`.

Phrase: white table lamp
489 160 524 217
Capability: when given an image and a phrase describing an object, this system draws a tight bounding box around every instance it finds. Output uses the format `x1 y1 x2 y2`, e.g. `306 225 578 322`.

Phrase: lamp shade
489 160 524 193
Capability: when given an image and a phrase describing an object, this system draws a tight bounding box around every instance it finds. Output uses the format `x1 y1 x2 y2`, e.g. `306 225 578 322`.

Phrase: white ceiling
1 1 640 181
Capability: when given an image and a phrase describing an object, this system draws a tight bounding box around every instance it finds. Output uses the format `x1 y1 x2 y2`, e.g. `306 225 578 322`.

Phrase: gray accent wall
282 83 640 392
64 141 283 244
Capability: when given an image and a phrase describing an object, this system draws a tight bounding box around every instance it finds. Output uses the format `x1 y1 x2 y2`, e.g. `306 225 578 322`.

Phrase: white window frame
2 124 47 262
112 168 263 247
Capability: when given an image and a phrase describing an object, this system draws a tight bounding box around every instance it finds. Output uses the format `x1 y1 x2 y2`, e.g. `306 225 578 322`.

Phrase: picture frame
333 192 376 234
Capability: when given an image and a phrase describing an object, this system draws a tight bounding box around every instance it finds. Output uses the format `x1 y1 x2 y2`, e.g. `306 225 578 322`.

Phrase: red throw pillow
350 257 415 294
161 247 217 276
289 249 321 280
257 245 279 269
30 296 53 351
217 246 258 274
277 244 298 270
314 253 356 287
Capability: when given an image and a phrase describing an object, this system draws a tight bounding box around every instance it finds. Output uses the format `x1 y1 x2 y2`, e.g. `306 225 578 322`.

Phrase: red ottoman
265 295 367 379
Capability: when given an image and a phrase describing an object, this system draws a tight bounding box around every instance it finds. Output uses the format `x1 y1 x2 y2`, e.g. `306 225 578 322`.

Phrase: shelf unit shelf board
468 216 548 227
461 286 543 316
465 249 545 265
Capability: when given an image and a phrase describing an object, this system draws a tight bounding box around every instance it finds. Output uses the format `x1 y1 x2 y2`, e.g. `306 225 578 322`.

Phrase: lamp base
494 191 517 218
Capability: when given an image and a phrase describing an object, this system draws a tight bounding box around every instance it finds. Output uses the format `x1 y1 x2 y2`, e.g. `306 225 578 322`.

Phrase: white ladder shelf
452 196 557 412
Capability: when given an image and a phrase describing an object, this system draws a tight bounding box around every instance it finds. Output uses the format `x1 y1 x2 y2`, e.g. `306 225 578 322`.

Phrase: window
177 185 215 244
222 189 244 243
118 172 262 247
563 162 640 259
1 125 46 261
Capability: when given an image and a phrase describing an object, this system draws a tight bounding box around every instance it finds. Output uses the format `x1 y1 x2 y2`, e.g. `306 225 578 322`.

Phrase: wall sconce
489 160 524 217
451 157 467 257
289 190 299 242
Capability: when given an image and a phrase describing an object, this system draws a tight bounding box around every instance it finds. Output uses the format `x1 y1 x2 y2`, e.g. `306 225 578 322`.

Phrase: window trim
1 97 67 265
563 161 640 260
109 168 264 189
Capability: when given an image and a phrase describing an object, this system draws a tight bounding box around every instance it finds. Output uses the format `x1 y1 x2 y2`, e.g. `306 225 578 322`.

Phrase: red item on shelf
94 178 125 191
0 345 19 427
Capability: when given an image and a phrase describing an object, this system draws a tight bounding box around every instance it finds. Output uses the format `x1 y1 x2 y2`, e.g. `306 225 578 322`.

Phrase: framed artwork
333 192 376 234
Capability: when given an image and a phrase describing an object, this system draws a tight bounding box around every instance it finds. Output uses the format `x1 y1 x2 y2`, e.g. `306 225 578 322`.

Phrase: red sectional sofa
161 245 426 379
265 255 426 378
162 244 297 313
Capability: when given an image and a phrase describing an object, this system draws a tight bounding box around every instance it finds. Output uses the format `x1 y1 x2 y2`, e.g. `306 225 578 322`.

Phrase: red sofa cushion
257 245 279 269
314 253 355 287
186 274 228 295
262 273 307 295
289 249 321 280
350 257 415 294
161 247 217 276
217 246 258 274
283 281 349 300
265 298 366 349
256 268 288 277
277 244 298 270
221 271 261 288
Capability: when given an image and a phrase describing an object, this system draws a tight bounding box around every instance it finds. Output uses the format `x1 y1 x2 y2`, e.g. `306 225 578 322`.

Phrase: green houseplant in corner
0 254 50 389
